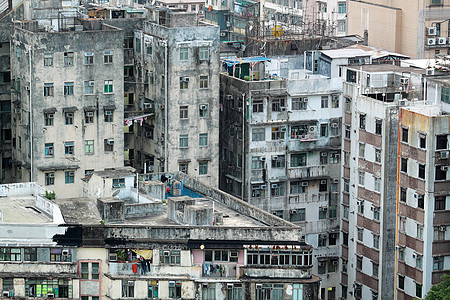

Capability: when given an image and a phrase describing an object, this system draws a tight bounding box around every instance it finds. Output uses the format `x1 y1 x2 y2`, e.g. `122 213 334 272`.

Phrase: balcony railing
202 262 237 278
288 165 329 179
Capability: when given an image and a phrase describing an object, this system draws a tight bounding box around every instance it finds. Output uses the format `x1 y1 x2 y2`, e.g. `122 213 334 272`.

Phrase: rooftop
346 64 424 74
0 196 53 224
321 44 410 60
92 166 136 179
402 104 445 117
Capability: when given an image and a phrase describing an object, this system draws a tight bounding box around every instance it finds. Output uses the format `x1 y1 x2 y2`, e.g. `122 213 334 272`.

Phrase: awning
63 107 78 112
131 249 152 259
224 56 270 67
104 105 116 110
43 107 57 113
37 165 79 171
84 106 97 112
197 157 211 161
125 113 154 122
177 159 191 163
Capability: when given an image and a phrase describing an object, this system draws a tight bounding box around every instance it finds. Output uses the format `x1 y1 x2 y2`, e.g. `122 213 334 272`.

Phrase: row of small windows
250 152 340 169
43 80 114 96
251 124 340 141
179 104 209 118
250 95 340 113
43 51 114 67
178 133 209 148
45 139 115 159
178 46 209 61
178 161 209 176
251 180 333 198
0 248 71 262
179 76 209 89
44 110 114 126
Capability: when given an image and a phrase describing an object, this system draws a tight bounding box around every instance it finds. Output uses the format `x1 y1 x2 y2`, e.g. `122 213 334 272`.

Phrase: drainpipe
241 93 245 201
164 40 168 172
29 49 33 182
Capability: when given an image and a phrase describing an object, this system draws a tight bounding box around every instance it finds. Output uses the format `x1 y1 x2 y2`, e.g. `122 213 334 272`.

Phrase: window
436 165 448 180
179 135 188 148
320 124 328 137
331 94 339 108
417 194 424 209
81 262 89 279
374 148 381 164
359 143 365 158
320 152 328 164
180 47 188 60
290 208 305 222
330 152 340 164
84 81 94 95
399 216 406 232
179 76 189 89
202 283 215 300
373 234 379 249
44 112 54 126
104 80 113 93
401 127 409 143
251 156 264 169
199 47 209 60
292 97 307 110
319 207 328 220
45 172 55 185
435 196 446 210
160 250 181 265
45 143 54 157
356 256 362 270
65 141 74 155
272 126 285 140
199 104 208 117
436 134 448 150
84 51 94 65
357 228 363 241
375 119 382 135
271 182 285 197
272 96 286 112
418 163 426 179
85 110 94 123
252 128 265 141
345 125 350 139
319 180 327 192
64 171 74 184
0 248 21 261
417 224 424 239
180 106 188 119
24 248 37 261
227 283 243 300
374 177 381 192
344 179 349 193
398 247 405 261
416 283 422 298
104 139 114 152
330 123 339 136
199 75 208 89
372 262 378 277
112 178 125 188
416 254 423 269
338 20 346 32
64 52 74 66
44 83 54 96
252 184 266 198
148 280 158 299
43 53 53 67
373 206 380 221
357 200 364 214
253 99 264 112
290 181 307 194
419 134 427 149
85 140 94 154
122 280 135 298
321 96 328 108
400 157 408 173
398 275 405 290
199 133 208 146
318 234 327 247
271 155 285 168
358 171 365 185
359 114 366 129
179 163 188 174
104 50 113 64
400 187 407 202
318 261 326 274
104 110 113 122
199 161 208 175
343 205 349 219
169 281 182 299
338 2 346 13
329 206 337 218
290 153 307 167
433 256 444 270
65 112 74 125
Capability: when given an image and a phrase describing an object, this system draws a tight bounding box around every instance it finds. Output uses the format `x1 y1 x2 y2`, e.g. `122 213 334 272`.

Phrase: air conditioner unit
260 157 266 161
256 284 263 289
68 172 75 177
109 253 118 261
309 126 317 132
47 293 55 298
440 151 449 159
200 105 207 110
66 113 74 118
48 114 54 118
320 180 327 184
220 32 226 37
144 103 153 109
399 99 408 106
107 139 114 145
370 206 375 211
427 27 437 36
160 104 165 109
290 209 297 214
272 155 278 161
183 77 190 82
280 107 286 111
226 95 233 100
441 166 448 171
163 251 170 256
400 78 409 84
301 182 308 187
145 132 152 137
321 152 328 157
105 110 112 115
426 69 435 75
438 37 447 45
333 179 339 183
227 283 234 288
332 260 338 265
439 226 446 231
260 185 267 190
159 137 164 142
88 81 95 86
318 261 325 267
331 123 338 128
24 86 30 90
48 149 54 155
412 253 416 259
427 38 436 46
271 184 278 189
49 173 55 178
2 291 9 297
86 111 94 117
226 21 231 27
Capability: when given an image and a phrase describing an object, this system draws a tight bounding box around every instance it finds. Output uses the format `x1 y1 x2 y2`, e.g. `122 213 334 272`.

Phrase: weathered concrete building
126 9 220 187
219 56 342 300
10 20 125 197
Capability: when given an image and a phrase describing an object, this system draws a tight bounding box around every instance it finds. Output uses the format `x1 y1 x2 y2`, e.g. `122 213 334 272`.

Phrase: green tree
424 274 450 300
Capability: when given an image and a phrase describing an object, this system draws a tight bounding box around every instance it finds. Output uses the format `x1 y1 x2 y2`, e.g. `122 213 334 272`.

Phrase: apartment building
303 0 348 37
348 0 450 59
127 9 220 187
0 171 321 300
219 56 342 300
10 20 125 197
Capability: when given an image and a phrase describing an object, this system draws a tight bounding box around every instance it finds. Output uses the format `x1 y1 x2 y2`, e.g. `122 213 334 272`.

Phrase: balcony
288 165 329 179
0 262 77 275
202 262 237 278
241 266 311 279
109 261 154 276
124 49 135 65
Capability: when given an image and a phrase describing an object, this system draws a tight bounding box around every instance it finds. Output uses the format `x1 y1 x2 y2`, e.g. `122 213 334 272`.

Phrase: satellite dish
272 25 283 38
112 189 120 197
